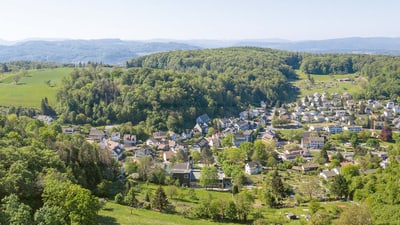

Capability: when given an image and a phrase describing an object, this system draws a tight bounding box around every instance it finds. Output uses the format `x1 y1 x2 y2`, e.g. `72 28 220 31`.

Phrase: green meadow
292 70 364 98
0 68 73 108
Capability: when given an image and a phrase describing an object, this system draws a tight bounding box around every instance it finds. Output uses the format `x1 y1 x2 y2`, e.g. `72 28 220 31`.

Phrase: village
44 90 396 202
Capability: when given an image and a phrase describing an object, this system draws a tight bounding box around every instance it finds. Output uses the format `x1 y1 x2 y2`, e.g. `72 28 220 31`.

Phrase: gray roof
171 162 190 173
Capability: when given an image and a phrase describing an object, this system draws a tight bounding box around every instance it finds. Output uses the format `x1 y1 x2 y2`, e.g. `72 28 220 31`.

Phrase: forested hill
57 48 300 130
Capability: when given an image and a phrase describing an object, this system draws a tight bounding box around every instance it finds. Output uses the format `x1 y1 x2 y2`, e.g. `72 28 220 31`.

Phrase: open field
99 201 241 225
0 68 73 108
292 70 365 99
98 182 352 225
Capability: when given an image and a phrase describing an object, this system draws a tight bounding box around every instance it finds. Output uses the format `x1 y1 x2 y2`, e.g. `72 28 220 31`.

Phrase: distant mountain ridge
0 39 200 64
0 37 399 64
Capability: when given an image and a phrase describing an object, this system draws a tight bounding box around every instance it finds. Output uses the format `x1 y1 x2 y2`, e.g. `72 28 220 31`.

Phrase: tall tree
199 166 219 189
330 175 349 199
124 188 138 214
152 186 169 212
336 204 373 225
379 126 393 142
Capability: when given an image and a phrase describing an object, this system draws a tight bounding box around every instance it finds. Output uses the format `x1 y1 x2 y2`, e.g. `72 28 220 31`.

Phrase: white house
245 162 262 175
324 125 343 134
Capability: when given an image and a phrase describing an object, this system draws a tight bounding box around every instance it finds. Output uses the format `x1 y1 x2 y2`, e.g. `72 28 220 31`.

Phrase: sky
0 0 399 41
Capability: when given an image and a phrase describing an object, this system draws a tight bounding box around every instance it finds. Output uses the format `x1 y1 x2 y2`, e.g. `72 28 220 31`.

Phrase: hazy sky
1 0 399 41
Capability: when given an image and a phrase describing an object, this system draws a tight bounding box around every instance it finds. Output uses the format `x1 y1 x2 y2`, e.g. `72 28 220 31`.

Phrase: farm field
0 68 73 108
291 70 365 98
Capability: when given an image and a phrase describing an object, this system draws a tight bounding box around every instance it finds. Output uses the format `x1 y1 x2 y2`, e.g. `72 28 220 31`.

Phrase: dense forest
0 114 119 224
57 48 301 130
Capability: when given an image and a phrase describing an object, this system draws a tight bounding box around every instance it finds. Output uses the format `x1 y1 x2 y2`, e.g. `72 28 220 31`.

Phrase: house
218 118 231 129
163 151 176 162
153 131 167 140
134 148 153 159
343 126 363 133
191 138 209 151
233 134 247 147
393 106 400 114
301 135 325 149
324 125 343 134
89 128 105 142
36 115 54 124
123 134 137 146
301 163 320 172
110 132 121 141
196 114 211 124
243 130 254 142
341 93 352 100
105 139 124 161
386 102 395 109
261 101 267 108
245 162 262 175
194 123 209 135
319 168 340 180
171 161 193 187
309 125 324 132
234 120 249 131
335 110 347 117
384 109 393 118
62 127 76 135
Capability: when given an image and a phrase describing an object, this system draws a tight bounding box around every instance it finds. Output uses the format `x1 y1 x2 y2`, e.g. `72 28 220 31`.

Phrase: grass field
98 182 352 225
0 68 73 108
292 70 365 99
99 201 241 225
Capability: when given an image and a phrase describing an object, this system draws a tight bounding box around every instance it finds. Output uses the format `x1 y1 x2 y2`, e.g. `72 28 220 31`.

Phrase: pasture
292 70 365 98
0 68 73 108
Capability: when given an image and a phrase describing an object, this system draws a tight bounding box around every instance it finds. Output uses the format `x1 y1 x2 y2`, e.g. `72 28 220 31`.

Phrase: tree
308 199 321 215
200 147 214 165
221 134 234 147
42 178 100 225
13 75 21 85
34 205 66 225
319 148 329 164
138 155 153 181
239 142 253 161
330 175 349 199
165 186 178 200
379 126 393 142
336 204 373 225
114 193 124 204
299 176 321 200
124 188 138 214
270 170 286 199
235 191 254 221
252 140 268 162
199 166 219 189
224 200 237 221
1 194 32 225
149 166 167 184
152 186 169 212
366 138 380 148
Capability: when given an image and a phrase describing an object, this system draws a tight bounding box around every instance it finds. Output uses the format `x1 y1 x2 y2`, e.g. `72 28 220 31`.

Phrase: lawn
292 70 364 99
0 68 73 108
98 201 241 225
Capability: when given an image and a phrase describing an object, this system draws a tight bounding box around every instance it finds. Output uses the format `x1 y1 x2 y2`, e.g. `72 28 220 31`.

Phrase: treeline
57 47 301 130
0 61 64 73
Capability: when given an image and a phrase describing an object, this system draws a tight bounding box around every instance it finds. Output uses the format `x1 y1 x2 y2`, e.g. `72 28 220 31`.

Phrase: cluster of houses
282 92 400 129
54 94 400 188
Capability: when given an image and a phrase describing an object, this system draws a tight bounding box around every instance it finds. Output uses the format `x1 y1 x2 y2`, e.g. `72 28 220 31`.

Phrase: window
184 174 189 179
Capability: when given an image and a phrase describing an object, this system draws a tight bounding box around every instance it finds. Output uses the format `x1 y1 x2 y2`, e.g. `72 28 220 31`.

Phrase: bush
114 193 124 204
